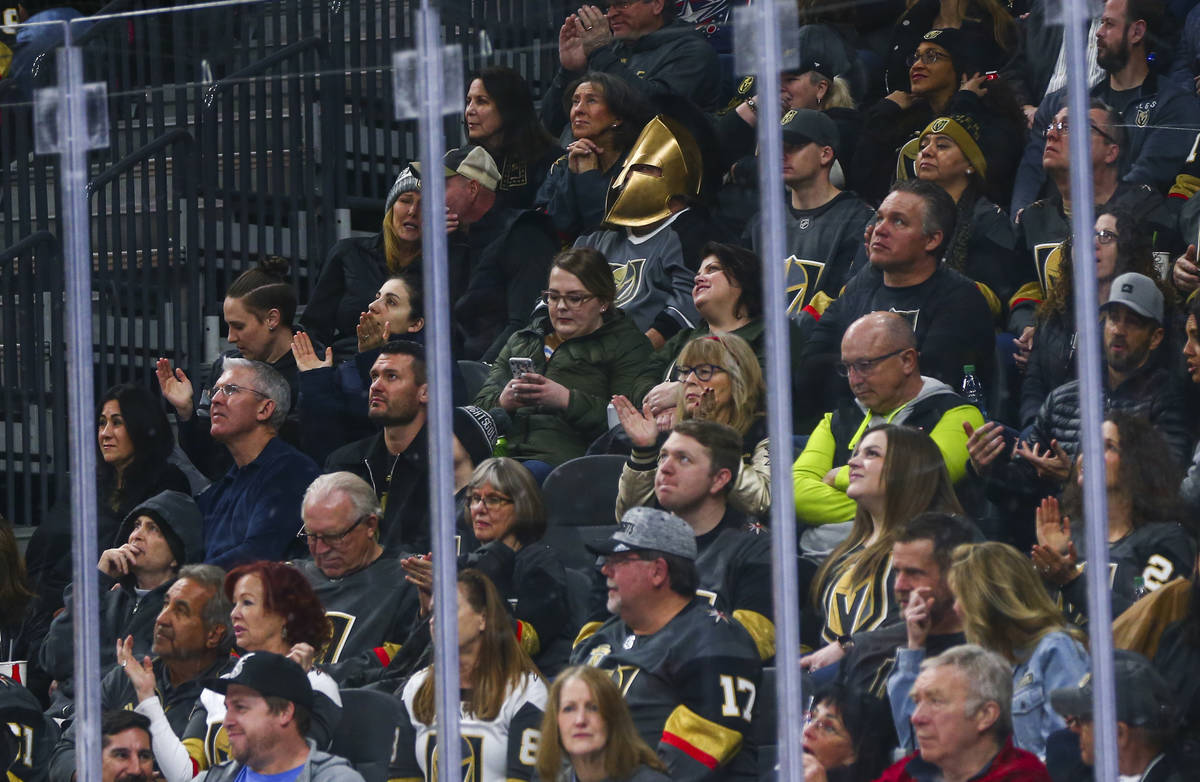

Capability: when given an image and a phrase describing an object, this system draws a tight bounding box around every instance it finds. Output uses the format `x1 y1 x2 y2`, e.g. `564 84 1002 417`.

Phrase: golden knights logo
782 109 797 126
889 308 920 332
785 256 827 316
1034 242 1064 296
738 76 754 95
585 643 613 668
929 117 950 133
611 259 647 308
1135 106 1150 127
426 734 484 782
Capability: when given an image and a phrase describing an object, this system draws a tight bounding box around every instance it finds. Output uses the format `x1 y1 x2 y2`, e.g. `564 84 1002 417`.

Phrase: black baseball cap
204 651 313 710
781 108 840 157
1050 650 1176 731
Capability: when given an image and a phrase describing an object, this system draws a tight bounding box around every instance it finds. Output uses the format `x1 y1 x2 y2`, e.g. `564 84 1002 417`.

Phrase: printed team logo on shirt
500 158 529 189
784 256 826 316
585 643 613 668
1034 242 1064 295
611 259 647 309
426 734 484 782
888 308 920 333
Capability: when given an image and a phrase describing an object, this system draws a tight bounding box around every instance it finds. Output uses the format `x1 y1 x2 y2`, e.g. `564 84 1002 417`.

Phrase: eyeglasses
1042 120 1118 145
836 348 908 377
905 50 950 67
540 290 597 309
211 383 269 400
467 493 514 509
1095 229 1119 245
804 711 847 737
297 514 368 546
675 363 727 382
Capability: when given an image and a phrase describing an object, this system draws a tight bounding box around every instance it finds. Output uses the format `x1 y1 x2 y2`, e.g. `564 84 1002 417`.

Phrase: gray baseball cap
587 507 697 562
1101 272 1163 324
1050 650 1176 731
781 109 840 157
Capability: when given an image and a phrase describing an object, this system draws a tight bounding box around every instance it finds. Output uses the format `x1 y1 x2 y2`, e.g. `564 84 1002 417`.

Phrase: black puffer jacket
1030 363 1193 466
1020 312 1076 427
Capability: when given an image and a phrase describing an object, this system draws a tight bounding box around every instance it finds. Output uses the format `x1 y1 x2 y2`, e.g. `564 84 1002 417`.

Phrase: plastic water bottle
1133 576 1150 601
960 365 987 419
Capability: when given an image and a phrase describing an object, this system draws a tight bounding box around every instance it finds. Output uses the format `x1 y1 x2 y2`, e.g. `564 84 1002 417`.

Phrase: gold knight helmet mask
604 115 703 228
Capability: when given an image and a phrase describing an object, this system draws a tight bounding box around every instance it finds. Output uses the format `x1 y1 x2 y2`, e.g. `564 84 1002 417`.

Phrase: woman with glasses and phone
401 457 572 677
803 424 963 670
853 29 1026 207
613 332 771 518
536 71 651 241
129 561 343 782
473 248 652 483
1015 207 1168 427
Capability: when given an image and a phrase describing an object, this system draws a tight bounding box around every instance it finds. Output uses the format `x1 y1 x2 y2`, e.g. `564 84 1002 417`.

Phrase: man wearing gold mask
574 115 725 350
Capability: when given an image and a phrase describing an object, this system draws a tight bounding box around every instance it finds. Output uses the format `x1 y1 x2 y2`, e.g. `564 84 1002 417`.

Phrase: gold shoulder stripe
806 290 836 318
183 737 209 770
974 281 1002 319
732 609 776 660
573 621 603 648
1169 173 1200 200
1009 280 1044 309
517 620 541 657
662 704 743 768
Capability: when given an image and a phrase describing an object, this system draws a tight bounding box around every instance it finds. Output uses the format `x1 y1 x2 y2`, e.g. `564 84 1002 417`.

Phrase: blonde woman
613 332 769 517
888 542 1089 758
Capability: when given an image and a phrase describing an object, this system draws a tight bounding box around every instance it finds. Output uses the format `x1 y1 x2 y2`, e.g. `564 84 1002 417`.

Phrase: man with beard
833 513 976 749
324 341 433 553
48 565 236 782
612 420 775 660
1011 0 1200 213
99 712 155 782
973 273 1192 498
196 653 363 782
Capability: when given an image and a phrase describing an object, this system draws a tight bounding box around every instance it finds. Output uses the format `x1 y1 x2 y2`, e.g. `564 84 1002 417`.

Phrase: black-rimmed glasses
297 514 367 546
836 348 907 377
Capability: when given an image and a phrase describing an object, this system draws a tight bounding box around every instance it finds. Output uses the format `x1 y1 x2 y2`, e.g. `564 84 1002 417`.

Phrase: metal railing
0 0 565 526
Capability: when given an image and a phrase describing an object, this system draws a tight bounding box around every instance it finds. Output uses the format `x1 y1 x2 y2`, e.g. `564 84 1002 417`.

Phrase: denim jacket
887 631 1089 758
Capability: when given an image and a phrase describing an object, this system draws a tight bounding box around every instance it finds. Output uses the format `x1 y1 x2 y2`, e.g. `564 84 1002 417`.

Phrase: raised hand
1173 244 1199 294
611 394 658 448
558 14 587 72
98 543 141 579
963 421 1010 474
291 332 333 372
155 357 194 419
116 635 157 703
286 642 316 672
1035 495 1072 553
903 587 934 650
356 311 391 353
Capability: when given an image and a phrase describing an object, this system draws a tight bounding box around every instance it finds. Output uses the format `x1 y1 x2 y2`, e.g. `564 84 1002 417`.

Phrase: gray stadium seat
458 360 491 401
329 688 405 782
540 455 626 571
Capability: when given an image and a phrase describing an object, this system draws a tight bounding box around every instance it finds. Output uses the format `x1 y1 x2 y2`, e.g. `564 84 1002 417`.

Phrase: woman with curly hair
1018 207 1168 426
1032 412 1194 621
535 665 668 782
888 542 1088 758
397 569 546 782
137 561 341 781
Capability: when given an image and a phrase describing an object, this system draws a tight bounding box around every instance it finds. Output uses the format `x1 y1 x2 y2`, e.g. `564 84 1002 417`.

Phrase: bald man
793 311 983 556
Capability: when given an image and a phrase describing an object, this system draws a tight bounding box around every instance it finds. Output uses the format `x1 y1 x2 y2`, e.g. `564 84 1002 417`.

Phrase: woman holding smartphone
473 247 652 483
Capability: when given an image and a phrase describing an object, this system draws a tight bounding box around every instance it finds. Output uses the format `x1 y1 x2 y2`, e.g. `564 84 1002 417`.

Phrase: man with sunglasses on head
1010 100 1178 352
290 472 418 686
196 358 320 568
794 311 983 560
1011 0 1200 215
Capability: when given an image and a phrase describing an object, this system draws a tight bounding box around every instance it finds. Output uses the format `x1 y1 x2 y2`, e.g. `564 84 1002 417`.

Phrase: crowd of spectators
12 0 1200 779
